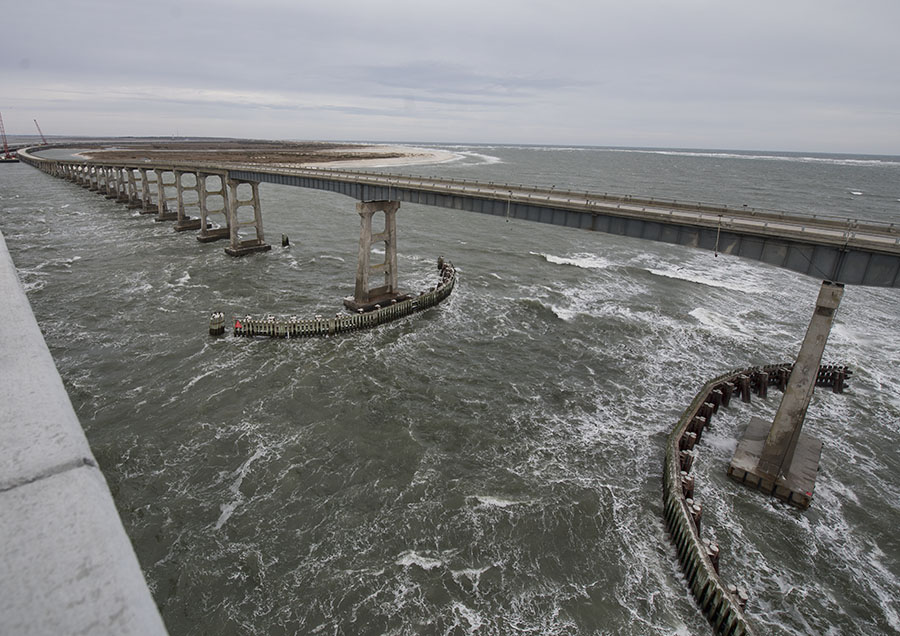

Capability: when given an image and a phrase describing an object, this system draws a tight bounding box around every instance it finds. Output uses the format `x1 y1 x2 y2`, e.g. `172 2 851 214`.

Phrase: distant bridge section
235 166 900 288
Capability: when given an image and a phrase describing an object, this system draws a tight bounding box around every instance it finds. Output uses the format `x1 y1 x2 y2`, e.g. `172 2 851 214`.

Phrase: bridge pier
173 170 202 232
154 169 177 222
344 200 409 312
197 173 231 243
224 179 270 256
88 165 99 191
139 168 155 214
728 280 844 508
125 169 142 209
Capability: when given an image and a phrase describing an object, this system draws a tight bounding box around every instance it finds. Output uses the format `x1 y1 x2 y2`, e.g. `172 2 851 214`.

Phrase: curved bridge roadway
19 146 900 287
231 164 900 288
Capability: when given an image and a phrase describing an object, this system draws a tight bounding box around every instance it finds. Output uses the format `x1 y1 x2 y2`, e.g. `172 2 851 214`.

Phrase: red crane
33 118 48 145
0 112 18 161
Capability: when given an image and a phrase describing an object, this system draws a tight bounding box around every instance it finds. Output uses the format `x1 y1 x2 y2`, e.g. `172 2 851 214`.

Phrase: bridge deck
18 148 900 287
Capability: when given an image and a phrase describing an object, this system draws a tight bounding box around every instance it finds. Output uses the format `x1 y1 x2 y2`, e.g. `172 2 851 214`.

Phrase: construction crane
33 118 47 145
0 112 19 162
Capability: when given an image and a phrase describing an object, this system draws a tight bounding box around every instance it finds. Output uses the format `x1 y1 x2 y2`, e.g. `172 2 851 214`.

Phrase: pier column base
727 416 822 508
197 228 230 243
174 219 202 232
224 241 272 257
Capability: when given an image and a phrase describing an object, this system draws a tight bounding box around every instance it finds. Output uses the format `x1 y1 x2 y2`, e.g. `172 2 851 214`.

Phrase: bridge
16 146 900 290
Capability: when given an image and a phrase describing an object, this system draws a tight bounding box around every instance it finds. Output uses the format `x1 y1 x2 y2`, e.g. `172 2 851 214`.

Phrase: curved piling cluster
663 363 850 635
220 260 456 338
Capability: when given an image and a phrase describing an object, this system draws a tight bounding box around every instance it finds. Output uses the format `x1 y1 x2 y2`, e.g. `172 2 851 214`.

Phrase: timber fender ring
663 363 850 635
209 259 457 338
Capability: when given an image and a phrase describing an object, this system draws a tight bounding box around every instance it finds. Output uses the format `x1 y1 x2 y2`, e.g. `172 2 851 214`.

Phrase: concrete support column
344 200 406 311
223 179 270 256
106 168 118 199
116 168 128 202
126 170 141 208
173 171 201 231
728 280 845 508
139 169 152 213
154 170 177 222
758 281 844 477
197 173 230 243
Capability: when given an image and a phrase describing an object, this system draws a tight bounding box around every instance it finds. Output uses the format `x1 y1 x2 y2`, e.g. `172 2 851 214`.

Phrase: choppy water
2 145 899 635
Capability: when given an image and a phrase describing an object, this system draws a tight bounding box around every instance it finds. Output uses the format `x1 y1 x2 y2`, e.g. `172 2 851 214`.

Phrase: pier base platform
154 212 178 222
173 218 202 232
343 291 411 313
224 240 271 257
197 228 230 243
727 416 822 509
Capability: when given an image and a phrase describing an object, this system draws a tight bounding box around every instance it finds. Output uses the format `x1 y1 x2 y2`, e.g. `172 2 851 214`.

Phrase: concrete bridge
16 147 900 292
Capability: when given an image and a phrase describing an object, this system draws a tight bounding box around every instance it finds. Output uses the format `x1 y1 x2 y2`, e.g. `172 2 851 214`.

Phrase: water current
1 145 899 635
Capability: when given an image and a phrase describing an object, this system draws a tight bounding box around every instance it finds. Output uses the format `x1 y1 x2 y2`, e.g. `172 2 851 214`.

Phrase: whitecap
647 266 739 291
214 447 265 530
532 251 611 270
395 550 443 570
473 495 522 508
453 150 503 165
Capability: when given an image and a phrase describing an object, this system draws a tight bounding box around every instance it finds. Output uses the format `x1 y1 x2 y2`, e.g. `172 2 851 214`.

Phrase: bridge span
16 145 900 290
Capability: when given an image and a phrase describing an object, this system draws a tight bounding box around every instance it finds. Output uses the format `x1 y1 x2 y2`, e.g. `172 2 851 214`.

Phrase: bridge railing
262 166 900 236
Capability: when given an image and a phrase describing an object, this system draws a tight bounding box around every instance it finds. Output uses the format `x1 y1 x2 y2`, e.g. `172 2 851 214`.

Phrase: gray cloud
2 0 899 152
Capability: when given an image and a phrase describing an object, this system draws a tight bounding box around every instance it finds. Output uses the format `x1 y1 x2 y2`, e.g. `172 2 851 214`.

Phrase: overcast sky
3 0 898 154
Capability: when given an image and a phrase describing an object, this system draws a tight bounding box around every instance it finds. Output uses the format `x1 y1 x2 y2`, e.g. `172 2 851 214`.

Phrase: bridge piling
197 173 231 243
223 179 270 256
728 280 844 508
173 170 202 232
139 168 155 214
344 200 408 311
154 169 177 222
125 169 142 208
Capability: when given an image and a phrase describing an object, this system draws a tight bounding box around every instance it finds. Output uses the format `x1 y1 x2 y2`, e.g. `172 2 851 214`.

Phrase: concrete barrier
0 230 167 635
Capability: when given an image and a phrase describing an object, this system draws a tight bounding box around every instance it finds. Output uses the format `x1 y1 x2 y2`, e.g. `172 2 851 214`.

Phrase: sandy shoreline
301 144 460 169
73 142 461 170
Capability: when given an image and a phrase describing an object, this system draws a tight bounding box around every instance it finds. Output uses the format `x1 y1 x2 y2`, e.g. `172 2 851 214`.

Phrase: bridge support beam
125 169 142 209
728 280 844 508
173 170 202 232
197 173 231 243
344 200 409 312
224 179 270 256
139 169 155 214
154 169 177 222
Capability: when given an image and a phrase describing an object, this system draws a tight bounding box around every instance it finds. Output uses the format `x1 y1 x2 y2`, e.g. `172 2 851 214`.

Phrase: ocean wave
449 150 503 166
531 251 611 270
610 148 900 168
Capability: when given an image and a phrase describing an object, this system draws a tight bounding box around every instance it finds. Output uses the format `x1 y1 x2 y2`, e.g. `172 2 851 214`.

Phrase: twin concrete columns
345 200 405 311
